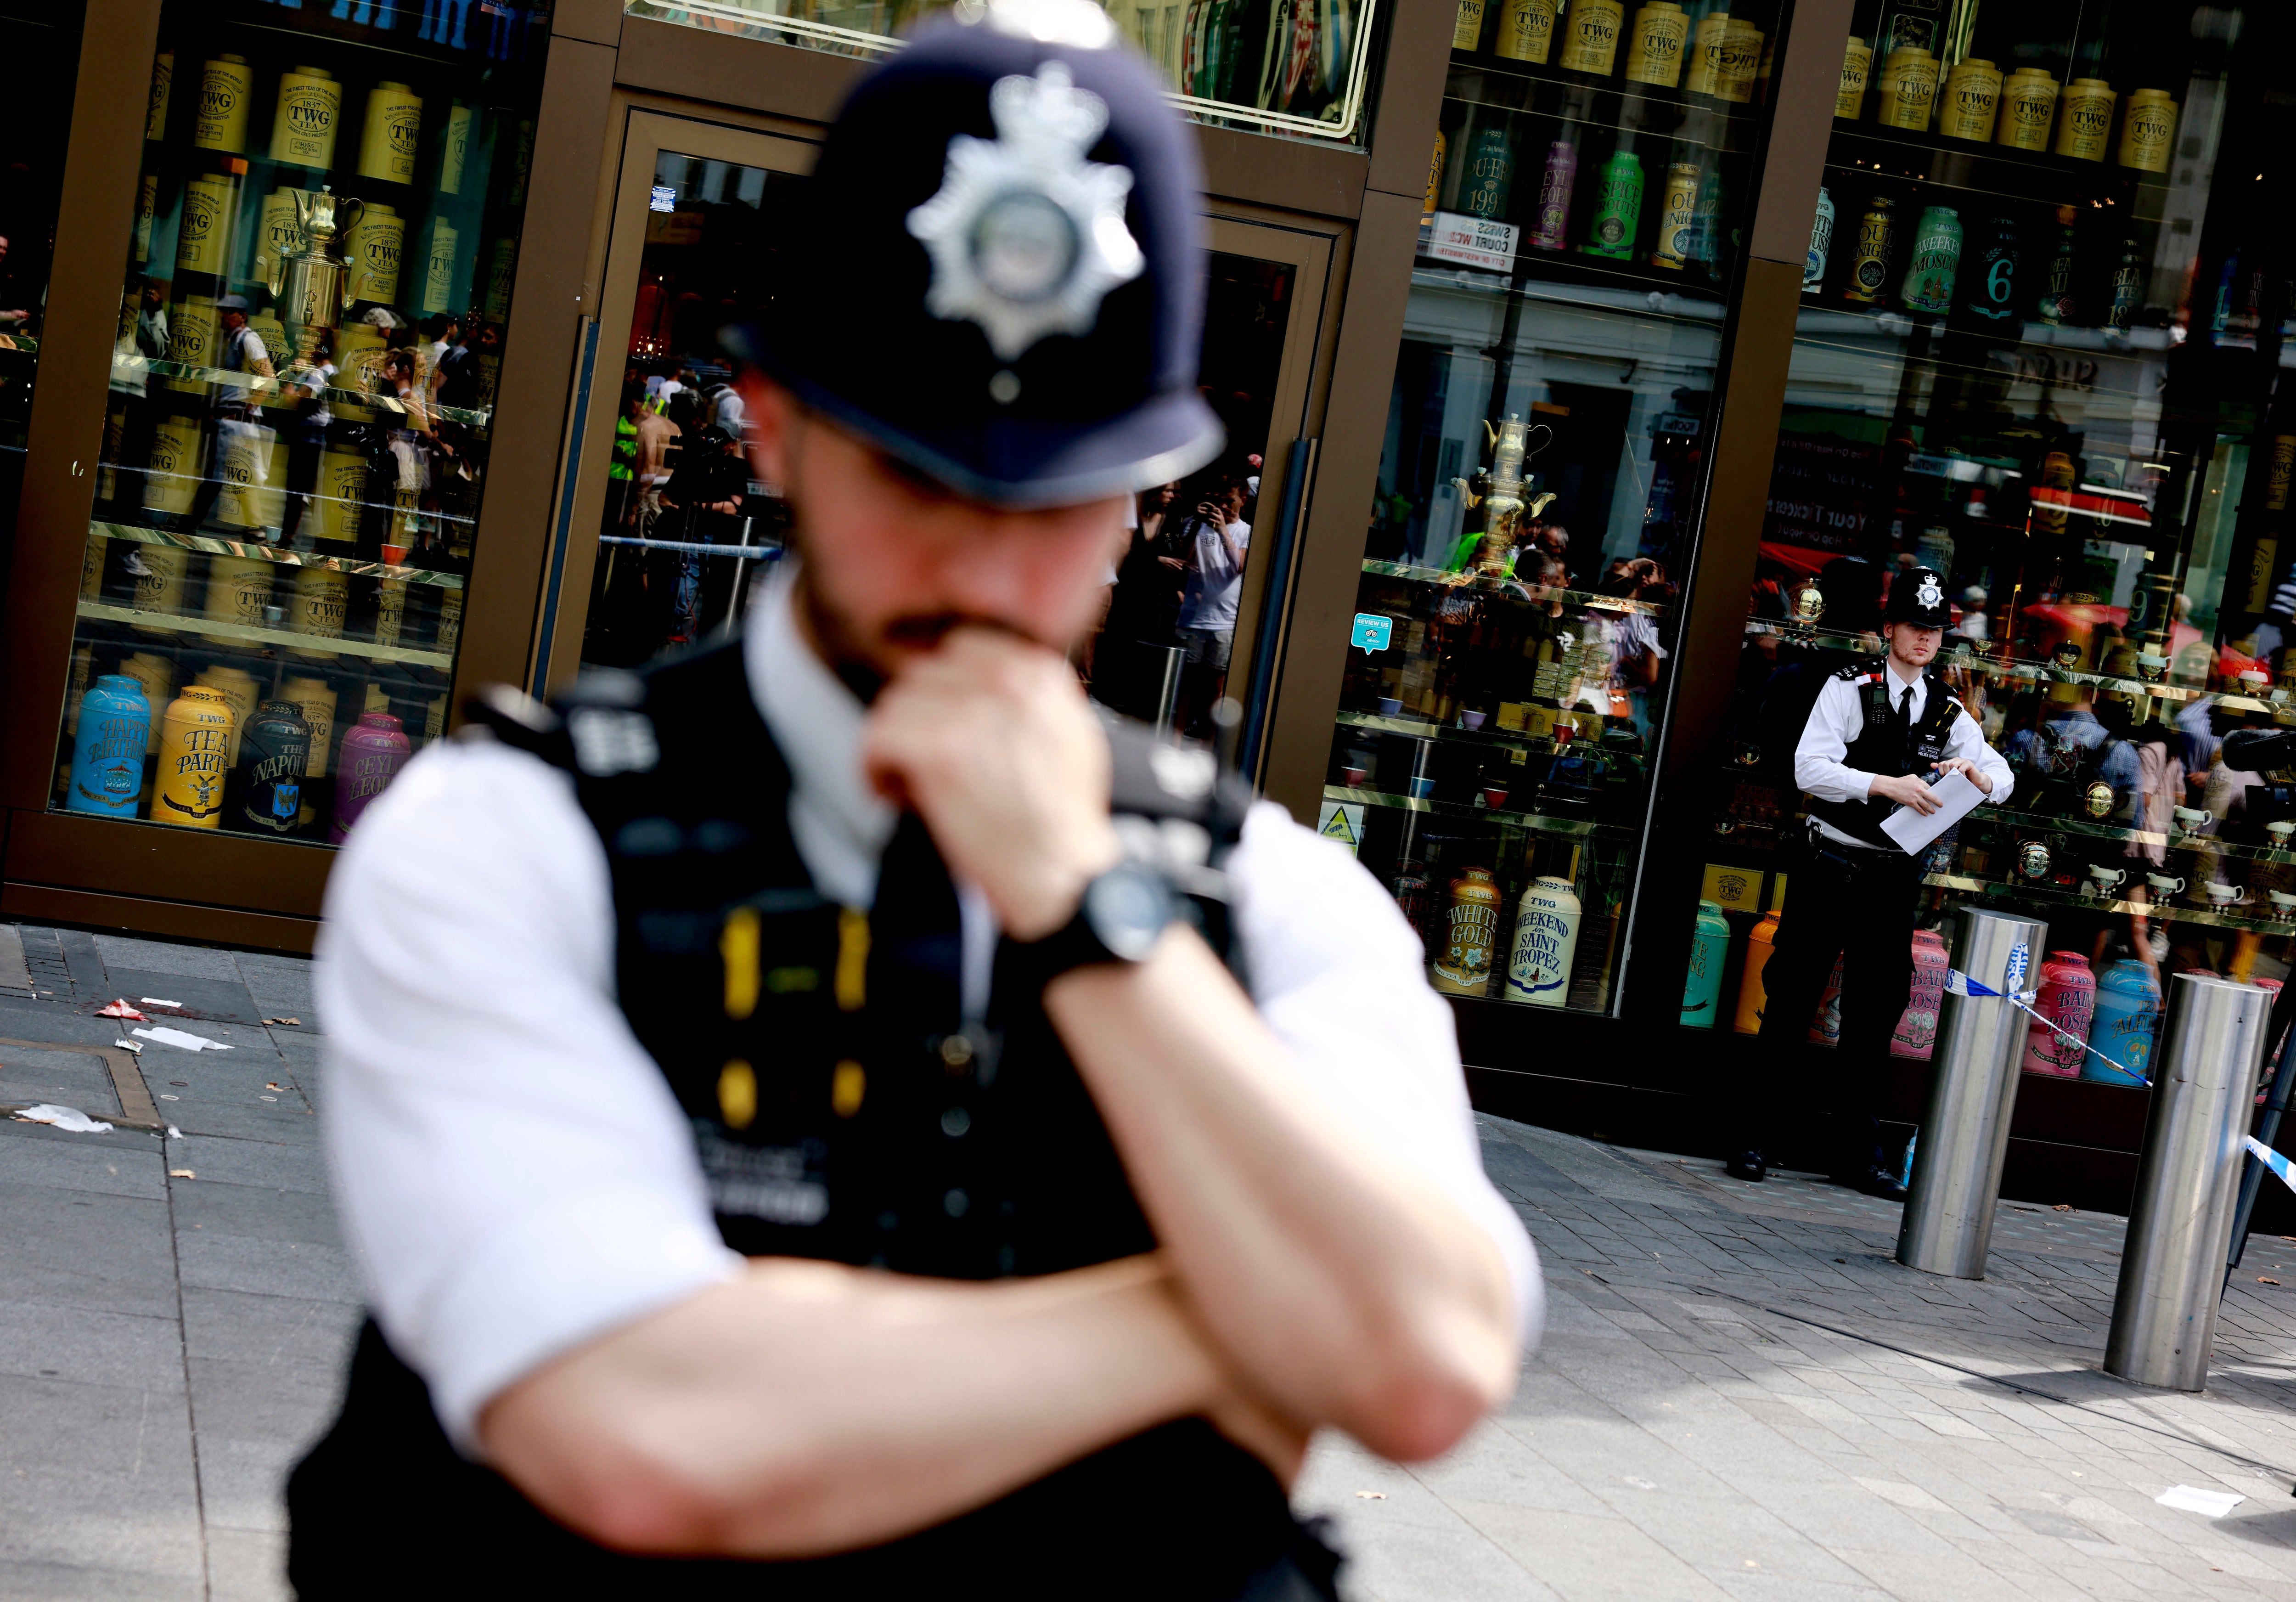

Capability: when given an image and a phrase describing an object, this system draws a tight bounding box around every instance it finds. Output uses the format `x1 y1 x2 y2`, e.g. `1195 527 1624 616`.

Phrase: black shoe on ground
1851 1163 1908 1202
1725 1149 1767 1182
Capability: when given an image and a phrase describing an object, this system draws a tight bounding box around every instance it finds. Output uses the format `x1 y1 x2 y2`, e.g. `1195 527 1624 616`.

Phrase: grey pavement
10 921 2296 1601
0 927 356 1602
1299 1117 2296 1602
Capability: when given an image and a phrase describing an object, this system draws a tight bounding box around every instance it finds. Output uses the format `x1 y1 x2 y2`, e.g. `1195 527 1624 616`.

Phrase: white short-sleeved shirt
1795 660 2014 849
317 567 1539 1448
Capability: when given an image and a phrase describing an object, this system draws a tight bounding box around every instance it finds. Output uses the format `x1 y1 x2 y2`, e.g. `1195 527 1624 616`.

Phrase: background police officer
286 6 1535 1596
1729 568 2013 1198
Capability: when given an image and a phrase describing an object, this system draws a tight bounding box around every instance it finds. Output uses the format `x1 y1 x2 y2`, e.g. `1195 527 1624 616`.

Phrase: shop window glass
1344 0 1787 1014
1708 2 2288 1077
585 146 1293 751
620 0 1380 143
0 1 87 586
57 1 551 842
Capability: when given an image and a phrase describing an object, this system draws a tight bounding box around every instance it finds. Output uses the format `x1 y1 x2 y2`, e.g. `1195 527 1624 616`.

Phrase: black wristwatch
1012 862 1178 987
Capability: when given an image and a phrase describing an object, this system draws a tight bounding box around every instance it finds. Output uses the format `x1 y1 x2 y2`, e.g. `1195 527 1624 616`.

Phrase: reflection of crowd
1091 460 1257 738
107 291 501 558
585 362 770 666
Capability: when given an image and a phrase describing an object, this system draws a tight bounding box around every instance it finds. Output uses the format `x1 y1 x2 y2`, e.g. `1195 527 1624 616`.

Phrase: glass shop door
537 110 1332 754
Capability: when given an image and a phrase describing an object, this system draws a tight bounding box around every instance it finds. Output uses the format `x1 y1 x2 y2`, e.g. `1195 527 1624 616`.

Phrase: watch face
1086 865 1175 962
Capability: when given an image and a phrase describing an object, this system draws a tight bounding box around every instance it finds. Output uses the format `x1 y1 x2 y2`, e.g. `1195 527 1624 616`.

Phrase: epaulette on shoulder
1833 662 1884 684
457 684 572 768
458 671 665 779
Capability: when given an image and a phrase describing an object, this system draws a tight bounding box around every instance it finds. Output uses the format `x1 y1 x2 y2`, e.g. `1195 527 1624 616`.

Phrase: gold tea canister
270 66 341 169
1452 0 1485 51
2118 89 2177 173
1938 57 2000 141
439 102 475 194
1557 0 1623 75
1715 17 1762 102
216 424 285 531
1623 2 1688 86
310 443 370 543
2056 78 2115 161
253 187 310 290
344 203 405 306
1874 46 1939 130
121 654 174 755
80 533 107 600
421 220 459 314
1684 11 1730 95
133 173 159 263
359 81 424 183
129 535 192 619
194 667 259 766
174 172 241 278
192 54 251 153
166 294 218 393
200 553 275 643
481 237 517 321
146 51 174 141
1494 0 1558 64
1995 69 2058 150
289 563 349 660
374 576 408 649
154 687 233 828
1836 36 1871 118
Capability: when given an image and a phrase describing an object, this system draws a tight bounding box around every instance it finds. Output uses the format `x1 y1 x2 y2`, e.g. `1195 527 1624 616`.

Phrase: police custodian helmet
726 0 1222 508
1883 565 1952 628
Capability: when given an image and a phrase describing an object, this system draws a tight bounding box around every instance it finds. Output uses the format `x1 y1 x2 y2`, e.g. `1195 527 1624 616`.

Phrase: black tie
1897 683 1914 730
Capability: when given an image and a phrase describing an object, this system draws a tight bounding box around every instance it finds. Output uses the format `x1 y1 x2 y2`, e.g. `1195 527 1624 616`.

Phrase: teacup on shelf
2269 820 2296 850
2203 880 2241 908
2173 806 2213 835
2086 865 2126 897
2270 890 2296 917
2145 872 2186 898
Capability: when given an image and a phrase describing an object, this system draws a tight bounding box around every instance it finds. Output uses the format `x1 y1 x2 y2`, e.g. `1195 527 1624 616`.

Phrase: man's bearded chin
794 580 1036 706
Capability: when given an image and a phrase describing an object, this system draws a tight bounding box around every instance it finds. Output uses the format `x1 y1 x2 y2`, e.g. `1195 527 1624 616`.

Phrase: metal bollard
1898 907 2047 1279
2105 973 2274 1392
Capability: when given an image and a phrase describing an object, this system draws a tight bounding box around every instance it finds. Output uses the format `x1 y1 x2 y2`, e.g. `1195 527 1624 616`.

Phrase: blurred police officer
286 6 1536 1596
1729 567 2012 1198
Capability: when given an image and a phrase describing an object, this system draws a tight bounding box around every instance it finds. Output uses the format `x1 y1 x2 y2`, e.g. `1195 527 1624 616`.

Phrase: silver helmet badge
905 62 1145 364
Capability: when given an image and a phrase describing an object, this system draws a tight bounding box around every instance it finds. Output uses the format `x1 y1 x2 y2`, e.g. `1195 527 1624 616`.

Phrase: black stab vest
1806 664 1963 847
287 634 1322 1600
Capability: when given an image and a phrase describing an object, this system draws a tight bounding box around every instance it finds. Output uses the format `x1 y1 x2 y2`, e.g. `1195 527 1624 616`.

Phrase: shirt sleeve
1793 675 1880 803
1227 803 1542 1347
1947 697 2015 806
315 740 741 1452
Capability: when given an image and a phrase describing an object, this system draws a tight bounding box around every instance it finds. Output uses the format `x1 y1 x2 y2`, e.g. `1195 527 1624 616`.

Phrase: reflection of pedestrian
657 424 747 645
1173 478 1249 736
181 295 275 532
1099 482 1186 717
277 336 338 548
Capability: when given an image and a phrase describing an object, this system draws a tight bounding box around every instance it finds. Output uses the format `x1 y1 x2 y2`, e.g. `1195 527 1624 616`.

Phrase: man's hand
1932 756 1993 795
862 627 1119 941
1868 772 1940 813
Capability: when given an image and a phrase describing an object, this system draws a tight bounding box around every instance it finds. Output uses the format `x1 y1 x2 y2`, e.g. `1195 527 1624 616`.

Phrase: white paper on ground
11 1103 114 1133
2156 1485 2244 1517
139 997 181 1007
131 1026 230 1052
1879 770 1986 854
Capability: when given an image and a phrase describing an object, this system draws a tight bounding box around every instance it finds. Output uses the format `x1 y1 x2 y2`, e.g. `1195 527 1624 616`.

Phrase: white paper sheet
2156 1485 2244 1517
131 1026 230 1052
1878 770 1985 854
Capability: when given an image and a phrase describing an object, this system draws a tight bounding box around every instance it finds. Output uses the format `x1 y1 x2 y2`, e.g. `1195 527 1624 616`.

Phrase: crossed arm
478 633 1520 1557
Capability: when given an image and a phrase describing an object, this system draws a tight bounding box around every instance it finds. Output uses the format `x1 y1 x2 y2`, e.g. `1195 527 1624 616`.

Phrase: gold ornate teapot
266 187 366 358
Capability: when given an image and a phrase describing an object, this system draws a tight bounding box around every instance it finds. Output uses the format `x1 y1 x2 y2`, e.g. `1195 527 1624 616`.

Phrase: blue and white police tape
1945 968 2146 1085
2245 1136 2296 1196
